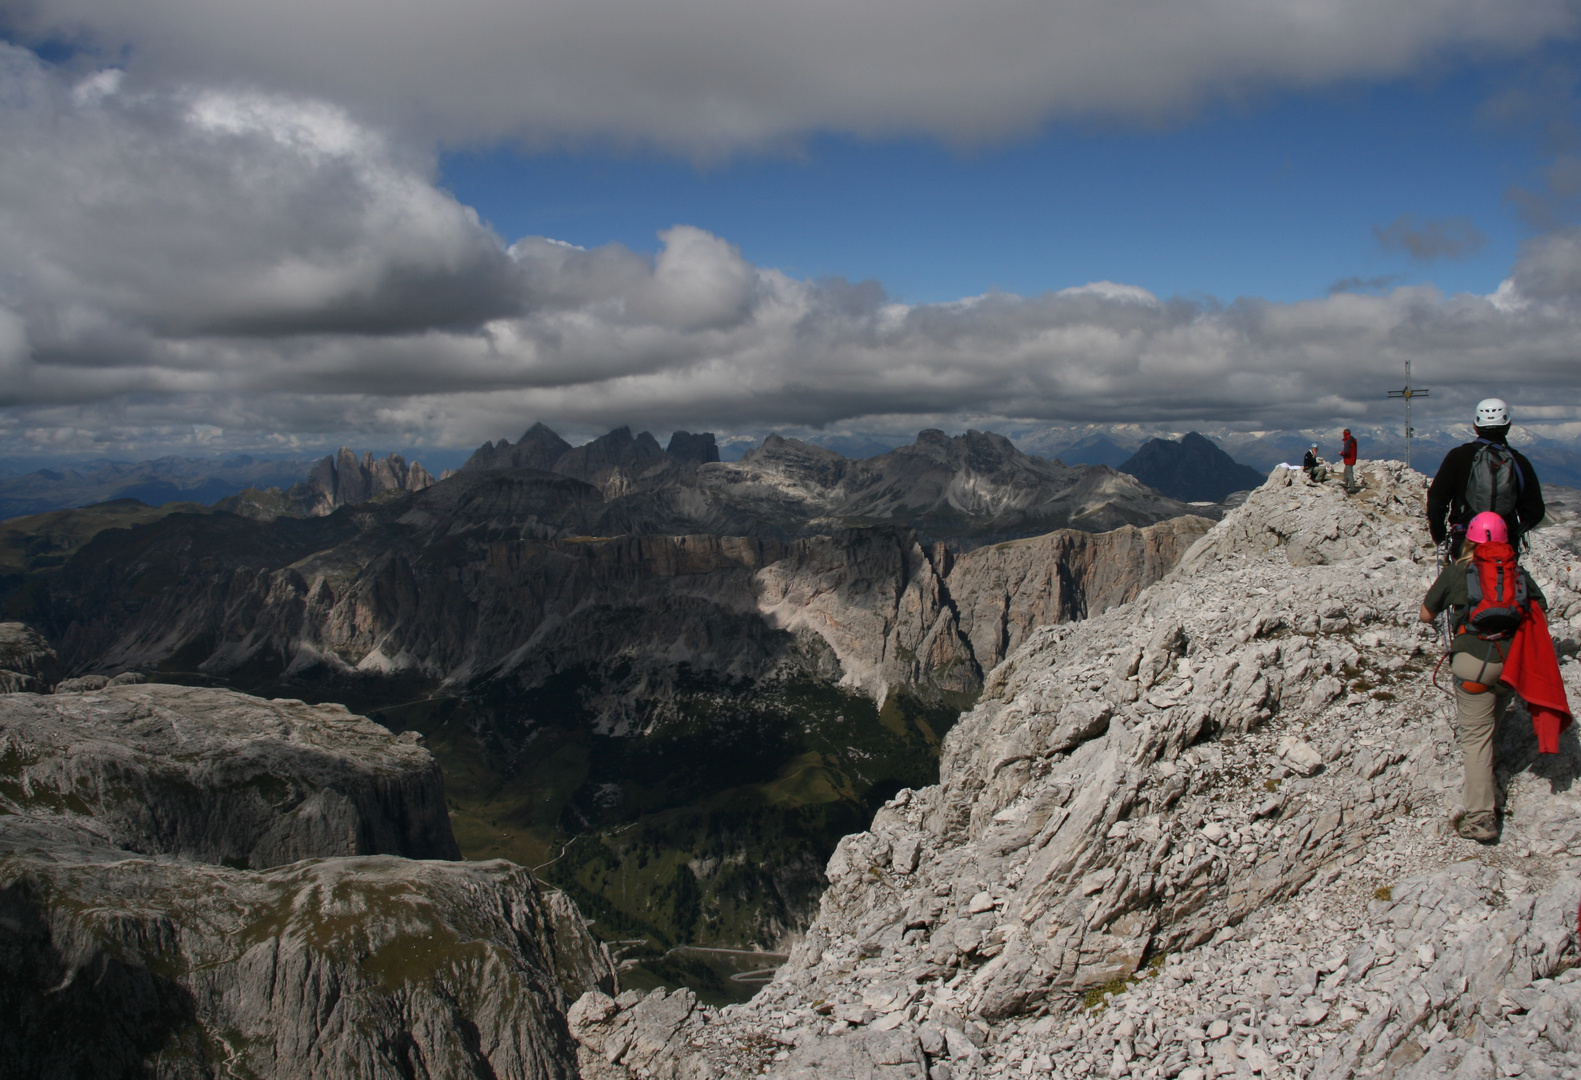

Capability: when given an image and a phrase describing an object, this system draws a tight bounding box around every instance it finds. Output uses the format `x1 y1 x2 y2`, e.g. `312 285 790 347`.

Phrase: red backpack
1463 541 1529 640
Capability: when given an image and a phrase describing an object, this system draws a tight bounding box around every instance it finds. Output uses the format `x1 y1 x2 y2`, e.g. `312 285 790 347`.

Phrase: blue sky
3 1 1581 458
441 68 1540 306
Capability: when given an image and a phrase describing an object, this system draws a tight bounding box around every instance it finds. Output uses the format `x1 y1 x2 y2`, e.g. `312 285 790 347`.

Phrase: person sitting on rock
1340 428 1359 494
1302 443 1329 483
1427 398 1544 557
1417 511 1547 843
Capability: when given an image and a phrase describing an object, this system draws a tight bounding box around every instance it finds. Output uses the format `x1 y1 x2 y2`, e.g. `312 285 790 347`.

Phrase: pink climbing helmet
1466 511 1509 545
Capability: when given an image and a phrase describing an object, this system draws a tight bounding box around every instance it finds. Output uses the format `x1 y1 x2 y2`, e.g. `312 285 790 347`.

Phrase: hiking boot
1456 812 1499 843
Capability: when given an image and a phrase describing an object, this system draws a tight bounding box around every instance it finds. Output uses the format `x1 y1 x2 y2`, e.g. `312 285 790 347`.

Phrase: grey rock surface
0 682 614 1079
0 850 606 1080
564 460 1581 1080
0 683 460 866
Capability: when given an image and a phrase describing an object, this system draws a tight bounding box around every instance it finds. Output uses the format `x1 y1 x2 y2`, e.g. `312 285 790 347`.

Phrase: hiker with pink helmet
1418 511 1571 842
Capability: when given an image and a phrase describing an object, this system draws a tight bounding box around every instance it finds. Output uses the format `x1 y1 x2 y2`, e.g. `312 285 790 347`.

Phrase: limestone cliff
45 512 1210 726
564 461 1581 1080
0 684 615 1078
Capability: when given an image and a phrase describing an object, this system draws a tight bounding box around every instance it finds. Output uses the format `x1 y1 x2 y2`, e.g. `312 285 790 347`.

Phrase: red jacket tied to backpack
1463 540 1573 752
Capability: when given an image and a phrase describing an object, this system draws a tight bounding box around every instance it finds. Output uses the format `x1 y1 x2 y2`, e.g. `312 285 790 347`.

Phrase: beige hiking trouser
1343 463 1356 491
1450 651 1511 817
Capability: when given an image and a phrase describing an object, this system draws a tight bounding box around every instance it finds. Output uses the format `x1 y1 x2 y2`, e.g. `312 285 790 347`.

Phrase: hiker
1341 428 1359 494
1302 443 1329 483
1418 511 1570 842
1427 398 1544 557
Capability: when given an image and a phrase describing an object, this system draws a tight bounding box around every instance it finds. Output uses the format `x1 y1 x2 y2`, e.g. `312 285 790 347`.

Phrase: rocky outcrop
0 621 61 693
0 683 615 1078
563 460 1581 1080
947 519 1208 674
219 448 436 520
0 850 604 1079
300 447 436 515
0 683 460 865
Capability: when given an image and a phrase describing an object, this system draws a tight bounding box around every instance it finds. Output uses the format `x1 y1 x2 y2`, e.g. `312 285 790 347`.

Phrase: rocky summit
0 683 614 1078
562 461 1581 1080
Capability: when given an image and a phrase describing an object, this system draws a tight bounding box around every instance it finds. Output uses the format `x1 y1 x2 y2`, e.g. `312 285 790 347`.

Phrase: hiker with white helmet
1427 398 1545 557
1418 511 1557 842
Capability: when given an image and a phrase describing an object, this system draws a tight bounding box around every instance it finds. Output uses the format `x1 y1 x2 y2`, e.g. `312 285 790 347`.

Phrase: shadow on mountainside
0 880 201 1079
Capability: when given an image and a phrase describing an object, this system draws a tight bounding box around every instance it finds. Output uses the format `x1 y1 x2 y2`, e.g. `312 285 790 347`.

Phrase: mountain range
0 422 1218 976
450 424 1205 547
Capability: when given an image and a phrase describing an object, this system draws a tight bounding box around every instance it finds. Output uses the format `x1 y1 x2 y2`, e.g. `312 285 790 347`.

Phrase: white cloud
7 0 1577 152
0 45 519 348
6 45 1581 454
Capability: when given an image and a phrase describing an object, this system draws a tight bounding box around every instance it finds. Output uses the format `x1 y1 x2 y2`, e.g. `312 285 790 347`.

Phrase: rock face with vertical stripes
565 461 1581 1080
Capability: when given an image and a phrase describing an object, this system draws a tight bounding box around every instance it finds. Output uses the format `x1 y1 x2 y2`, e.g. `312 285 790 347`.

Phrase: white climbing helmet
1475 398 1510 427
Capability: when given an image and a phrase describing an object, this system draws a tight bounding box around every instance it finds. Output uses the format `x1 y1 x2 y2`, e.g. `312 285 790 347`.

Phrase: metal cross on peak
1385 359 1430 469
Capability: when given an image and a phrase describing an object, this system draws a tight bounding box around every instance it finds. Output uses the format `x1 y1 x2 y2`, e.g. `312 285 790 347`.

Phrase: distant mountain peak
1119 431 1266 503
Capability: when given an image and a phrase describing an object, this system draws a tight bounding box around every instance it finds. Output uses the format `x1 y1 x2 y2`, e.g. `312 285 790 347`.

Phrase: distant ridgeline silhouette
1119 431 1267 503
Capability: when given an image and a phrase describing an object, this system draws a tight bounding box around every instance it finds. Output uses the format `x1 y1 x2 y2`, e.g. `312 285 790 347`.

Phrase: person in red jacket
1341 428 1359 494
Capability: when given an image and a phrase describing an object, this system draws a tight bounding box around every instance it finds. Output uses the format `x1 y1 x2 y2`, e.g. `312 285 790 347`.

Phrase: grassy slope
365 674 971 1004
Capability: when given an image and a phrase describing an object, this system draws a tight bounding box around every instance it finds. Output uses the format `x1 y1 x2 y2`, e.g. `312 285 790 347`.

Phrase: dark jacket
1302 449 1319 471
1427 437 1544 544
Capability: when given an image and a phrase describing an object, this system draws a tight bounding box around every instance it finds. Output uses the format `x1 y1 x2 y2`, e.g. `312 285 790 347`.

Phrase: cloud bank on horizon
3 1 1581 454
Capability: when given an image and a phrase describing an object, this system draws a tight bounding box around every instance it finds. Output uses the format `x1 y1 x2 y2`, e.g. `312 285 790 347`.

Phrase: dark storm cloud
6 0 1576 152
1373 214 1491 261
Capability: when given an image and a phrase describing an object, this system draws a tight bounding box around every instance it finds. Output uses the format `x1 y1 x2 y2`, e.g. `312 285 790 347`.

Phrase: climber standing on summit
1427 398 1545 558
1341 428 1359 494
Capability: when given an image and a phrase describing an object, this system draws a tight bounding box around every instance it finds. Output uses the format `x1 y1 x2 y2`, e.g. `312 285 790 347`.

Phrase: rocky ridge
565 461 1581 1080
456 425 1208 548
219 447 436 519
1 683 615 1078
